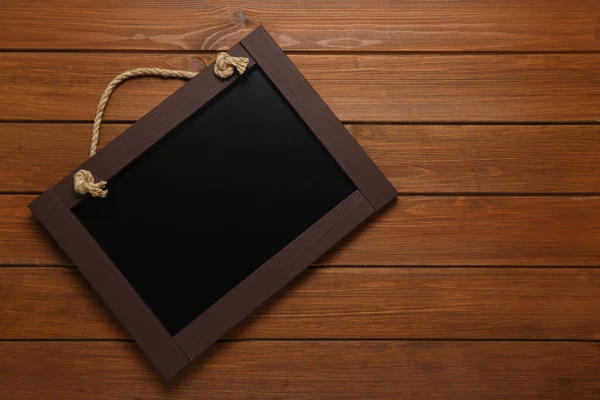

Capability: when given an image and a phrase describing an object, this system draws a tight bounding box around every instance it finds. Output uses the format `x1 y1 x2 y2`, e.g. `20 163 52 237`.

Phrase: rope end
74 170 108 198
214 52 249 79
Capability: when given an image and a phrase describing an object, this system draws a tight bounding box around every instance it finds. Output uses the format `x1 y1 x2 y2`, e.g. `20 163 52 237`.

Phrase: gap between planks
3 50 600 55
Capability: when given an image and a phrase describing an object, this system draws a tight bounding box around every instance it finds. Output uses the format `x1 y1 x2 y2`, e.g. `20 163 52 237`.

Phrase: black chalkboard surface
74 69 356 335
29 26 396 379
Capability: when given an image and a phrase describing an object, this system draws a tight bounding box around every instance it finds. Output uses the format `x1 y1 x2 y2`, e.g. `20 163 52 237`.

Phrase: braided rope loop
74 52 249 198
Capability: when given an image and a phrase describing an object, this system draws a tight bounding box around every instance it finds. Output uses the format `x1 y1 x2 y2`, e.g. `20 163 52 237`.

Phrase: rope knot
74 170 108 198
214 52 249 79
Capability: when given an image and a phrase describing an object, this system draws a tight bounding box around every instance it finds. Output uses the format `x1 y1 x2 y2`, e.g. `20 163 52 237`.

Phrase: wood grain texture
2 341 600 399
3 2 600 395
2 53 599 122
0 123 100 192
2 267 600 340
323 195 600 266
0 195 70 265
0 267 123 339
2 0 599 52
4 123 600 193
5 195 600 266
350 124 600 194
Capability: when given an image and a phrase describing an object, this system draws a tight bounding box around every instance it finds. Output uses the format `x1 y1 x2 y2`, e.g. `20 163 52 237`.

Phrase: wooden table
1 1 599 398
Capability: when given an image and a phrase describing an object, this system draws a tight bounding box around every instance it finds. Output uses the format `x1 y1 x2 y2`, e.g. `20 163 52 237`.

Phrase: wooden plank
2 341 600 398
0 123 107 192
1 0 598 52
4 195 600 266
351 124 600 194
0 267 123 339
2 53 599 122
0 195 69 265
4 123 600 193
322 195 600 266
2 267 600 340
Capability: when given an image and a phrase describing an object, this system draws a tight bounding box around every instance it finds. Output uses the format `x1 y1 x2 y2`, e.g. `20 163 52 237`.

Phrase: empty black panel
74 69 356 335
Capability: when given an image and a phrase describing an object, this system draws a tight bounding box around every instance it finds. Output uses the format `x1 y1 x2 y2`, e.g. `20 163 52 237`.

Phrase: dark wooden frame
29 26 397 379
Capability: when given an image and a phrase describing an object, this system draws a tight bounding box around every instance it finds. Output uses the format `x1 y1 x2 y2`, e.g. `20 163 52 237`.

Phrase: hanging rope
73 52 249 198
88 68 197 158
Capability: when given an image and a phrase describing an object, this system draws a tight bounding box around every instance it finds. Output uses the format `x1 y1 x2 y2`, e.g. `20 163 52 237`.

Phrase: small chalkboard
29 26 396 379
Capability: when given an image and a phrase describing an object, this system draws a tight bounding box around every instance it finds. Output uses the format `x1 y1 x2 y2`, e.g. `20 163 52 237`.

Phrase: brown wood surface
2 267 600 340
0 195 70 265
3 1 600 396
2 53 599 122
3 123 600 194
2 341 600 399
5 194 600 266
2 0 598 52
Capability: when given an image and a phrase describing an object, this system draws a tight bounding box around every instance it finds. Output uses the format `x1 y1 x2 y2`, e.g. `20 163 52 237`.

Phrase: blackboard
74 69 356 335
29 26 397 379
